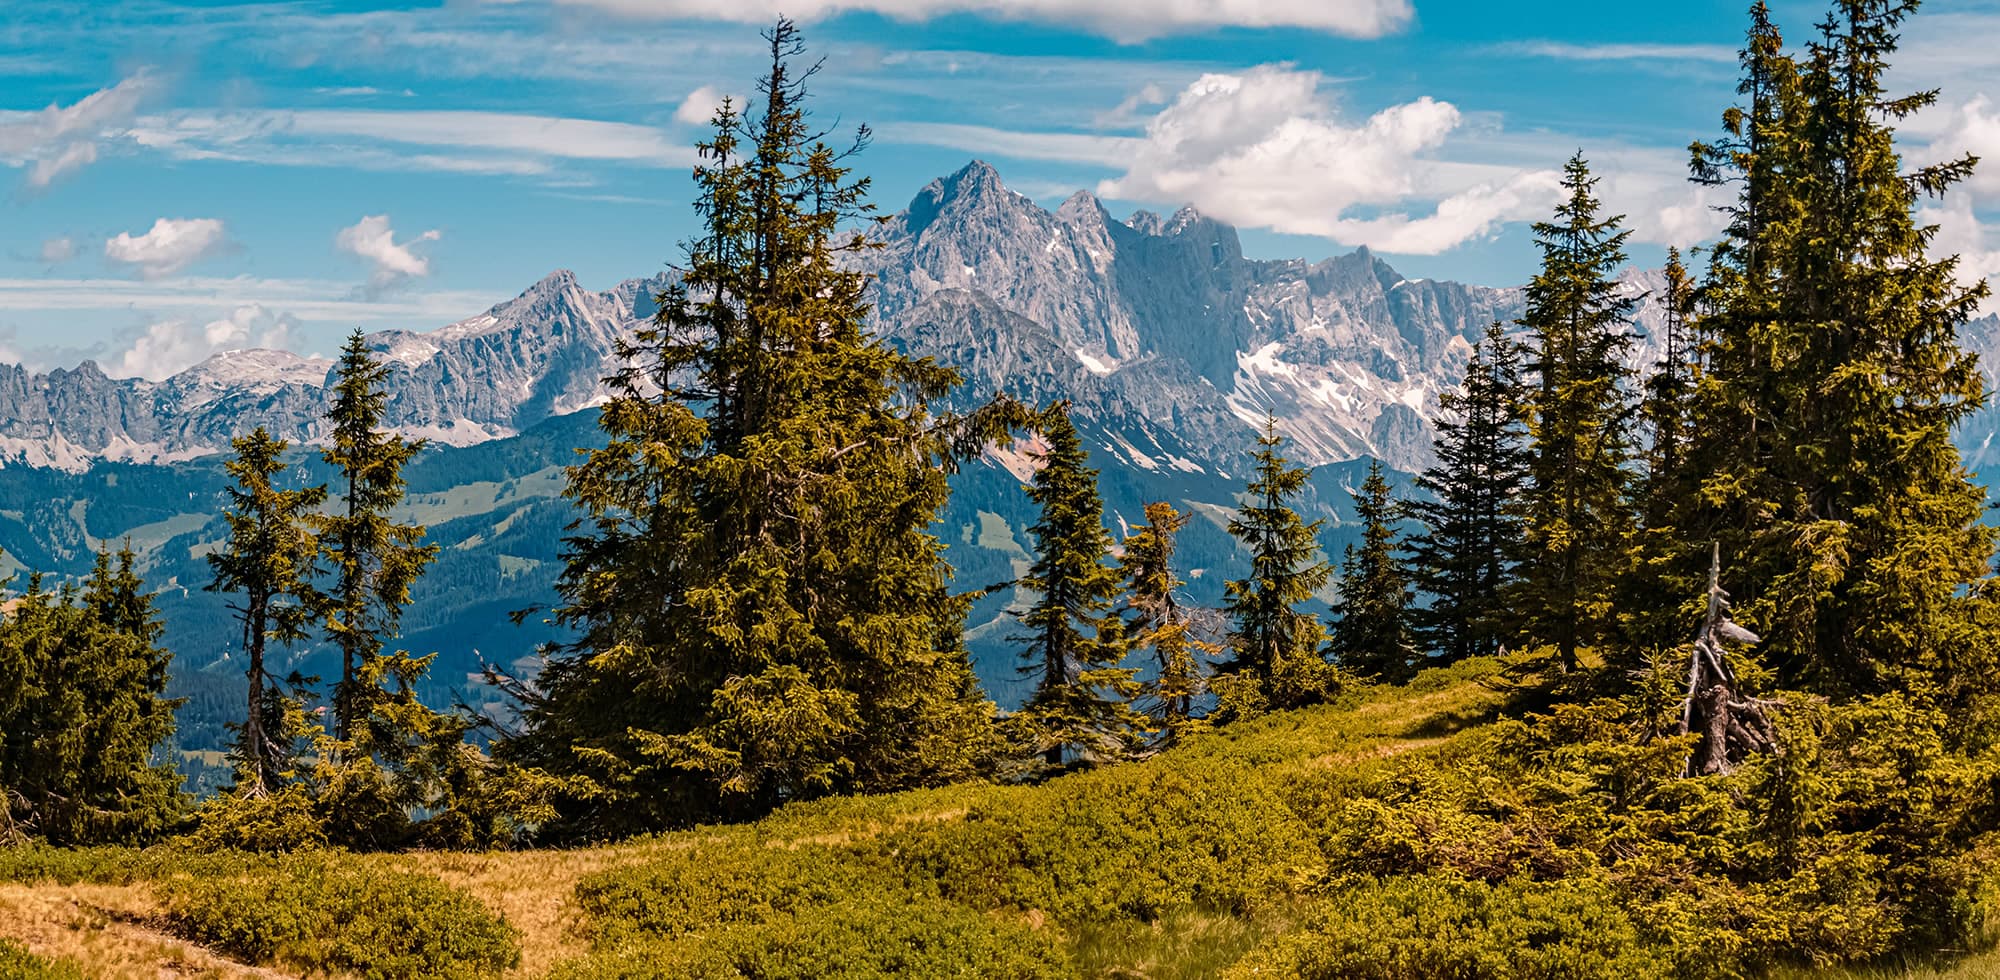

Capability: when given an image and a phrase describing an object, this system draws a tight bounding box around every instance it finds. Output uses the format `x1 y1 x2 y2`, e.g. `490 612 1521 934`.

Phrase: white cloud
38 236 76 264
0 71 160 188
109 304 301 381
0 274 499 324
336 215 441 294
1918 192 2000 314
1500 41 1738 63
104 217 229 279
530 0 1412 42
674 85 732 126
1095 65 1561 255
128 108 694 178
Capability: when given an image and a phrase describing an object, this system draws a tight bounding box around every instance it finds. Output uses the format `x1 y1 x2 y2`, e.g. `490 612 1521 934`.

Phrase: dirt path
0 883 293 979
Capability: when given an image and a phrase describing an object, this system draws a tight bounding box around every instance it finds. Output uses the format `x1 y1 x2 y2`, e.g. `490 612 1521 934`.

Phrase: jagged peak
1164 205 1206 235
521 268 581 297
1054 189 1109 224
1125 210 1166 236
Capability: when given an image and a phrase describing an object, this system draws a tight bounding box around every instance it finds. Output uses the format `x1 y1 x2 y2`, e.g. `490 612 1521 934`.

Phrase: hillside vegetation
0 660 1993 979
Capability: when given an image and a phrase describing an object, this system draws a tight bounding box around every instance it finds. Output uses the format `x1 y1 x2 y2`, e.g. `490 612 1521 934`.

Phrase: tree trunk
1678 542 1779 776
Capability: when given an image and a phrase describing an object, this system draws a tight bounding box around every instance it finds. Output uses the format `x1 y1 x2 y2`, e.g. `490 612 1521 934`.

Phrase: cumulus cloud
1918 192 2000 313
108 304 300 381
530 0 1412 42
0 71 160 188
336 214 441 295
104 217 229 279
1097 66 1561 255
673 85 733 126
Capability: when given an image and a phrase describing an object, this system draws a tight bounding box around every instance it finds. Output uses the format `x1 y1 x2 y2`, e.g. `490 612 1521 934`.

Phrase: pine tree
1220 420 1338 710
507 21 1015 833
1511 154 1640 670
0 549 182 844
1684 0 1992 696
1404 323 1530 663
320 329 437 745
1332 461 1419 683
1009 408 1149 768
207 427 326 795
1119 501 1212 736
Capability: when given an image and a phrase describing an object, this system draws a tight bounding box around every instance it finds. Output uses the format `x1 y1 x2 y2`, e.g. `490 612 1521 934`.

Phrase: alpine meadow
13 1 2000 978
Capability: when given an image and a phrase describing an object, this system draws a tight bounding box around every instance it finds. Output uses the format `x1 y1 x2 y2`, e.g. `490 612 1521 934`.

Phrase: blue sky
5 0 2000 380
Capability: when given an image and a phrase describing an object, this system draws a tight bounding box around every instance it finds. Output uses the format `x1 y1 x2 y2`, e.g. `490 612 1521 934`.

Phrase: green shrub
574 839 916 946
0 941 83 980
885 754 1320 922
183 784 328 853
158 853 519 979
0 844 151 885
1227 875 1673 980
551 894 1068 980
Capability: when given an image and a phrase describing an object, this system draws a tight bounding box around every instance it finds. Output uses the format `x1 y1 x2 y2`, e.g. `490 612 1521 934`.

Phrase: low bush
1226 875 1672 980
551 893 1068 980
0 941 83 980
158 852 519 979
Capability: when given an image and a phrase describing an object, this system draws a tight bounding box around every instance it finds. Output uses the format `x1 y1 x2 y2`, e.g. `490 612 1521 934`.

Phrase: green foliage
1008 406 1151 770
1511 153 1640 670
318 328 439 745
1228 875 1672 980
0 941 82 980
1330 461 1418 683
1404 322 1530 664
1119 501 1215 738
206 427 326 794
1683 0 1995 699
509 20 1010 835
184 783 328 853
158 853 519 979
1220 421 1340 711
0 547 183 845
553 893 1068 980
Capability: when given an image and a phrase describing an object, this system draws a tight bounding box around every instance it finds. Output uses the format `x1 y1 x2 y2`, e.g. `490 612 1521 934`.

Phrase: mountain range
4 160 2000 767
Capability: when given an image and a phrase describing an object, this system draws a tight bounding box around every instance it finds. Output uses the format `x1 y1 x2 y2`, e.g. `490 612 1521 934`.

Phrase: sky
5 0 2000 381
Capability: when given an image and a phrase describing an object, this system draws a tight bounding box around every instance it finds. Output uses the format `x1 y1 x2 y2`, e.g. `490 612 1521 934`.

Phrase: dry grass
0 883 288 979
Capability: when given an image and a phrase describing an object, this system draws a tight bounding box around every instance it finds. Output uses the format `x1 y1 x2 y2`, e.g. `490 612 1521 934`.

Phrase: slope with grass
0 660 1991 979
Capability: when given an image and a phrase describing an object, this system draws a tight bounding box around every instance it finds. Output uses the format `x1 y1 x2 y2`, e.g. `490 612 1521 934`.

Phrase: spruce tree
1684 0 1992 696
1511 154 1640 670
320 329 437 745
1332 461 1419 683
207 427 326 795
1009 408 1149 768
1220 420 1337 709
1119 501 1211 736
509 21 1014 833
0 551 182 844
1404 323 1530 663
1616 249 1705 660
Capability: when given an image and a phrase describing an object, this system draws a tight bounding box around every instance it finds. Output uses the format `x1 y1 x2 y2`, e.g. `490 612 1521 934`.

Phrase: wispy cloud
882 122 1140 166
0 70 162 188
0 275 501 325
1497 40 1739 63
526 0 1414 42
127 107 694 179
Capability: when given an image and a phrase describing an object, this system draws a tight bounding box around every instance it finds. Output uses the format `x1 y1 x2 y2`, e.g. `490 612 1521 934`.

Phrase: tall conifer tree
1512 154 1640 669
510 21 1013 833
1009 408 1148 767
0 550 182 844
208 428 325 795
1119 502 1210 736
1332 461 1418 683
1684 0 1992 696
1404 323 1530 663
320 329 438 744
1221 421 1337 709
